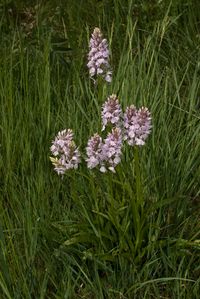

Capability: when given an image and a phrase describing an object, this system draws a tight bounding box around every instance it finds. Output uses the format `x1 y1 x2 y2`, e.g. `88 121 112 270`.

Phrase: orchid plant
50 27 152 259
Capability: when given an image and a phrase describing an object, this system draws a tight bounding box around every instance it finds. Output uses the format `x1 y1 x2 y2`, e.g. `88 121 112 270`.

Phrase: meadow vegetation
0 0 200 298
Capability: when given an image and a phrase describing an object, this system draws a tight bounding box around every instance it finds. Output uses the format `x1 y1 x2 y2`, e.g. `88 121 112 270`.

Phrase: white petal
100 166 106 173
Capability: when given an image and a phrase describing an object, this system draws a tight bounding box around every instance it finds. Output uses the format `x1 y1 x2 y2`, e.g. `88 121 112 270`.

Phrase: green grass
0 1 200 298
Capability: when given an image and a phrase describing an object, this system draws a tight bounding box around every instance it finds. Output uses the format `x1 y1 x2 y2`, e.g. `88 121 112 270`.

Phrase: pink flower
101 94 122 131
124 106 152 146
86 133 103 169
87 28 112 83
50 129 81 174
100 128 123 173
86 128 123 173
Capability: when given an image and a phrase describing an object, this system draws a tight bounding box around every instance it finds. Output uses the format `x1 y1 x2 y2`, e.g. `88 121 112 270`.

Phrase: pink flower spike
50 129 81 175
101 127 123 172
101 94 122 131
124 106 152 146
87 28 112 83
85 133 103 169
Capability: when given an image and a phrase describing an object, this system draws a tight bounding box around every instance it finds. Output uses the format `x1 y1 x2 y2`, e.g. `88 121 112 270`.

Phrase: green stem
134 147 143 208
132 147 144 254
96 76 106 104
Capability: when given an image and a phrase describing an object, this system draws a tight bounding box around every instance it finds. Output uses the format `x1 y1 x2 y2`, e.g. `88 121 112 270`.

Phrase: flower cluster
100 128 123 173
124 106 152 146
84 99 152 172
86 128 122 173
87 27 112 83
50 28 152 175
101 94 122 131
86 133 103 169
50 101 151 175
50 129 81 175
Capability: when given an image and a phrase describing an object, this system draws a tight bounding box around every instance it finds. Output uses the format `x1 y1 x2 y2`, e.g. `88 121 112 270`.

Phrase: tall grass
0 1 200 298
